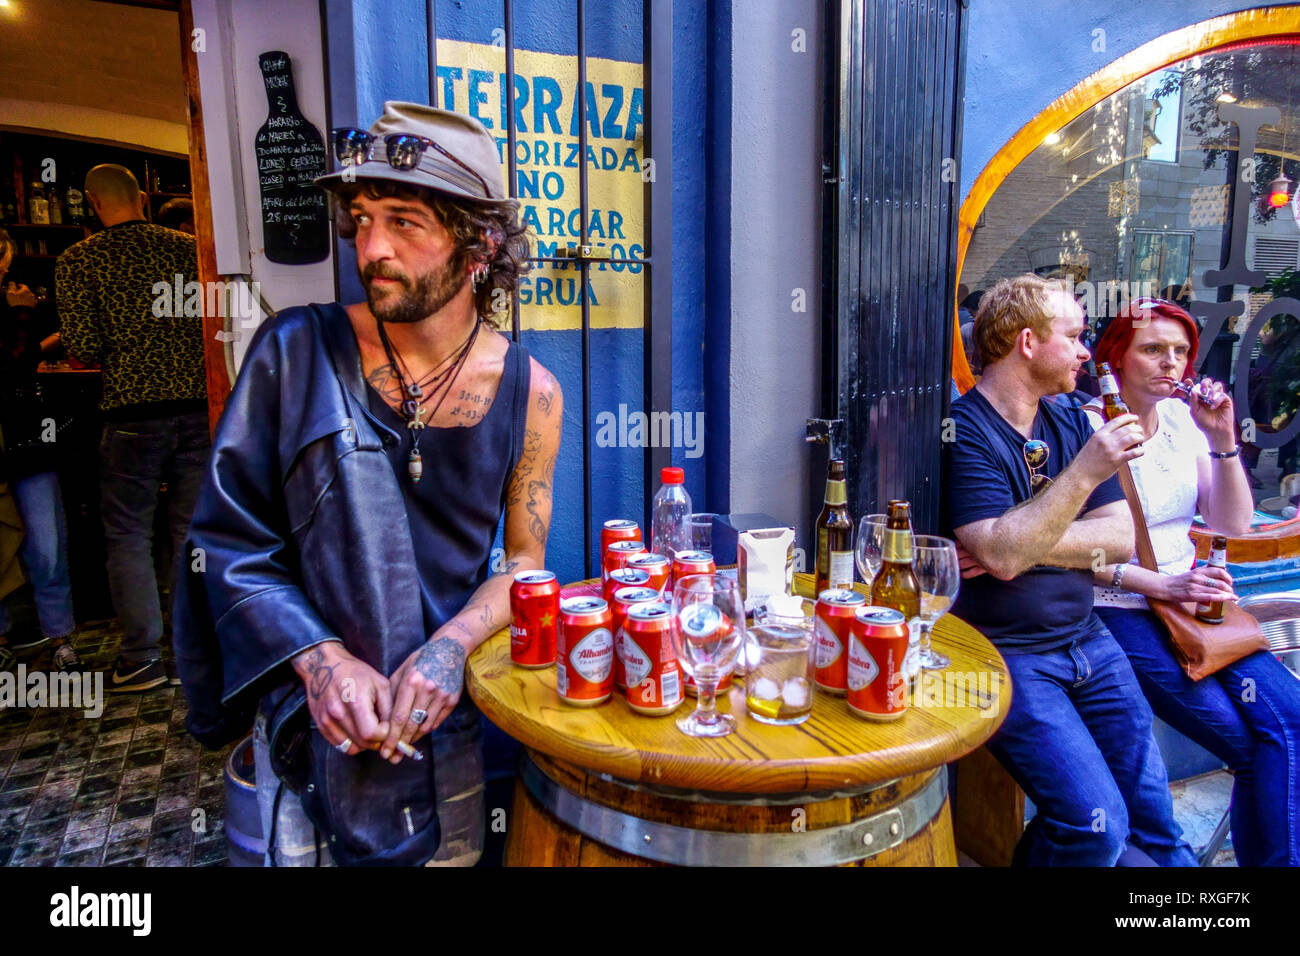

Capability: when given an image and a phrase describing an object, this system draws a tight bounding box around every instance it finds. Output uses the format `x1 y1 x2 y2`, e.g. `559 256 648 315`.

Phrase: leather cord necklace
375 315 481 483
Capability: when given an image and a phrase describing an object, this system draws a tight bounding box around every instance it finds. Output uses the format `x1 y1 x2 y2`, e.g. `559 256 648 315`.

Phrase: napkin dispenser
712 514 795 612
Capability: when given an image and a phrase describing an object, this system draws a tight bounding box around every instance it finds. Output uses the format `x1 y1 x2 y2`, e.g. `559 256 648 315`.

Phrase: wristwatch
1209 445 1241 459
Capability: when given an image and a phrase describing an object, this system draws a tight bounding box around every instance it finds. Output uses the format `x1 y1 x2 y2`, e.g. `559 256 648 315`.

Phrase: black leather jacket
174 304 430 746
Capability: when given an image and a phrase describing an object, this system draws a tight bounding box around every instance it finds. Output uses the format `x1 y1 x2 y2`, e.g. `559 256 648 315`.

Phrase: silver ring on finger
409 708 429 725
336 737 353 754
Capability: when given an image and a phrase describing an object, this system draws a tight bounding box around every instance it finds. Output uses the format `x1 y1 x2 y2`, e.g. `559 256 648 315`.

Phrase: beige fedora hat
315 101 508 203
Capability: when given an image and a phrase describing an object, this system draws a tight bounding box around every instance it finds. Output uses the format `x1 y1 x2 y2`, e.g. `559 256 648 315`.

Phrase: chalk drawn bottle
255 51 330 264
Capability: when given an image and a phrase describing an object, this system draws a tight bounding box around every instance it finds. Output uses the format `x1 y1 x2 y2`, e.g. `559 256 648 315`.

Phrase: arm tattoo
507 428 544 506
526 477 552 546
414 637 467 694
302 647 337 701
536 371 559 416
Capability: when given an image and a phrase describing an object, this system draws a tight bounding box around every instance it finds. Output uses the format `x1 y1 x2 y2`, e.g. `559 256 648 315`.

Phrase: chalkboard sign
254 51 330 264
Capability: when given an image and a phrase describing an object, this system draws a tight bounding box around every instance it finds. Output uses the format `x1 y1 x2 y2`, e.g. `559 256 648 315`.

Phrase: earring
471 262 489 289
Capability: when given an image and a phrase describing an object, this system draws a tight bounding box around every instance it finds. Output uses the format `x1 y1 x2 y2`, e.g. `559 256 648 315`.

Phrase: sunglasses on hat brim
331 128 491 200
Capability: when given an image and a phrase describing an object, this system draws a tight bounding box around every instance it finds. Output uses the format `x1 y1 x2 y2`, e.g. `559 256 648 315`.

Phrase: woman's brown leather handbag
1116 464 1268 681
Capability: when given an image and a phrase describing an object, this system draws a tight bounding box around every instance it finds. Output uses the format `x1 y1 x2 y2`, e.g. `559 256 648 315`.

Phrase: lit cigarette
395 741 423 761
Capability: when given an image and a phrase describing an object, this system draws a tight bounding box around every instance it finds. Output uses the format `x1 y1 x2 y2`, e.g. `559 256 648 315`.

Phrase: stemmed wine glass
670 573 745 737
855 514 887 588
912 535 960 670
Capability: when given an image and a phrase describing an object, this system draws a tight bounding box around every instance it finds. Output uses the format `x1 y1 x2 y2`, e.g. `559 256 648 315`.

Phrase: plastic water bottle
650 467 692 560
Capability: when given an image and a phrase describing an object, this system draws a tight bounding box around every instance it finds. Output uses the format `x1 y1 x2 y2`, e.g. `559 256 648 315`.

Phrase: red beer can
557 596 615 706
680 602 735 696
814 588 866 694
621 602 684 715
671 550 716 585
611 585 660 689
627 552 671 597
846 605 909 721
600 519 642 567
604 540 648 582
509 570 561 668
603 566 651 607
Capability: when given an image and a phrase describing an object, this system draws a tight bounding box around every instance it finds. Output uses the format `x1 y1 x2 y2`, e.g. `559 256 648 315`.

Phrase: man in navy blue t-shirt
945 274 1196 866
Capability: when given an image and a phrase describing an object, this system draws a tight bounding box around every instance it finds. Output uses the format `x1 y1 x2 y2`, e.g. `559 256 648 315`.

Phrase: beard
361 257 468 324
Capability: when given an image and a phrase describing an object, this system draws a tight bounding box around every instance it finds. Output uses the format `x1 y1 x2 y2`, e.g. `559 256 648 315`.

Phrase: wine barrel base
505 751 955 867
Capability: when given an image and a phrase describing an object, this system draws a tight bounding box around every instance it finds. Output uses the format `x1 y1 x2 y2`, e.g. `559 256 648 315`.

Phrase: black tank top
366 333 530 637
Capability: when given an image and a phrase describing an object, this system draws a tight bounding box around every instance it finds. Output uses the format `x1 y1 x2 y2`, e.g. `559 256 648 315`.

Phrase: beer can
814 588 866 695
611 585 660 689
600 519 642 565
509 570 561 668
847 606 909 721
604 540 648 582
603 566 651 607
627 552 671 597
672 550 716 584
621 602 684 715
557 597 615 707
679 602 735 696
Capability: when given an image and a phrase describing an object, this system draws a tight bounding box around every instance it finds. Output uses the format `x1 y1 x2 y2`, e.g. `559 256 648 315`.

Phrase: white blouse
1083 398 1210 609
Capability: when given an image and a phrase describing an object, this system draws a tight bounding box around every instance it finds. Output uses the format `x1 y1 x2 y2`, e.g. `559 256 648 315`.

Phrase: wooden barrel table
467 573 1009 866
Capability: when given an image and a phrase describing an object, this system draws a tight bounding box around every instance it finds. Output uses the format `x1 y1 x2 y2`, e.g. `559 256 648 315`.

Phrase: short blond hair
974 274 1067 366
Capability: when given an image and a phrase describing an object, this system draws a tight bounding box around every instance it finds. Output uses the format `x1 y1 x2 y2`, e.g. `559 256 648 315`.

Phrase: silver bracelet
1208 445 1241 460
1110 564 1127 589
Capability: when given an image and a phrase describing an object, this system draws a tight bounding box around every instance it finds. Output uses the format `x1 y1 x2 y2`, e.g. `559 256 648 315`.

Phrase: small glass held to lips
670 574 746 738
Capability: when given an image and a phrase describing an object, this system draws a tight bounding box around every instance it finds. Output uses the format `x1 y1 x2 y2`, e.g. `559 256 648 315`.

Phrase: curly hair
331 180 530 326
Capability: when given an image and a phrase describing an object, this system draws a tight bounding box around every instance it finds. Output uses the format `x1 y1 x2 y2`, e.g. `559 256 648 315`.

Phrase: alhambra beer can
509 570 561 668
600 520 642 578
847 605 909 721
604 566 651 607
611 585 660 689
671 550 716 584
557 597 615 706
620 602 684 715
604 540 648 582
814 588 865 695
627 552 671 597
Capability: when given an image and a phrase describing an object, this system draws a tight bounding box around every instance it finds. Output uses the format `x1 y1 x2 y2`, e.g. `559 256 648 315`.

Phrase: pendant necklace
376 316 481 484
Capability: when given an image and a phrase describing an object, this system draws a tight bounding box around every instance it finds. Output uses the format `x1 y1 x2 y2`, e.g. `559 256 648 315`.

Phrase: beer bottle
1097 362 1131 420
870 500 920 620
1194 535 1229 624
816 459 854 594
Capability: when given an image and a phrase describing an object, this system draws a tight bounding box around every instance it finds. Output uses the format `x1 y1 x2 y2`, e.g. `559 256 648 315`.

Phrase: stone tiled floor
0 619 236 867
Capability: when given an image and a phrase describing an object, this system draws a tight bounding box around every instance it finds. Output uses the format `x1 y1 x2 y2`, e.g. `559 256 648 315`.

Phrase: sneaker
10 634 49 653
107 658 167 693
0 644 15 672
163 658 182 686
52 643 83 671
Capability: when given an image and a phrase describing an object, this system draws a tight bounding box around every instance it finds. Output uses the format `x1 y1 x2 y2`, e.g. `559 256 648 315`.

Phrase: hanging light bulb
1268 172 1293 208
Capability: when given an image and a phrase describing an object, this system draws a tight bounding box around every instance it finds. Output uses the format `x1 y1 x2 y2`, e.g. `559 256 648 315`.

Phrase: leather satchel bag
1116 463 1268 681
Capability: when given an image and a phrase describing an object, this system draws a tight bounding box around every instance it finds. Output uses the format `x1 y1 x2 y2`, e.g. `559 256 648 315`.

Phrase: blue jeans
0 471 75 640
1096 605 1300 867
988 617 1198 866
99 412 210 664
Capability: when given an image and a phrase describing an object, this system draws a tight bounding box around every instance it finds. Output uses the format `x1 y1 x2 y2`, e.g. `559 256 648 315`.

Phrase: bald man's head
84 164 145 226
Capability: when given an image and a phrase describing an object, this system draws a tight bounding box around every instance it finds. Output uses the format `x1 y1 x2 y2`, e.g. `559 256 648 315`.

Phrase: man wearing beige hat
174 102 562 866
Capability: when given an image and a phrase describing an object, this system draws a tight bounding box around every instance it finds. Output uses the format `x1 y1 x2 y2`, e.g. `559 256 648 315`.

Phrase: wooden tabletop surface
467 572 1010 793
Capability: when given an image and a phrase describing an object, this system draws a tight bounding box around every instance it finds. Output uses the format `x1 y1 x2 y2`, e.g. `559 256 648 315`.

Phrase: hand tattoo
302 647 337 701
415 637 467 696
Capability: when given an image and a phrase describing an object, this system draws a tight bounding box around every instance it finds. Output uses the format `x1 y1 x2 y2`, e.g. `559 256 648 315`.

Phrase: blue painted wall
323 0 709 584
961 0 1264 202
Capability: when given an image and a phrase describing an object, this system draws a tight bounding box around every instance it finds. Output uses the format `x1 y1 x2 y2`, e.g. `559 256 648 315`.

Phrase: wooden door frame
177 0 230 431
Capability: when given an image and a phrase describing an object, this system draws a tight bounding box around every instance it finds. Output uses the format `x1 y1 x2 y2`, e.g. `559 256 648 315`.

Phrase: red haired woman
1084 298 1300 866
